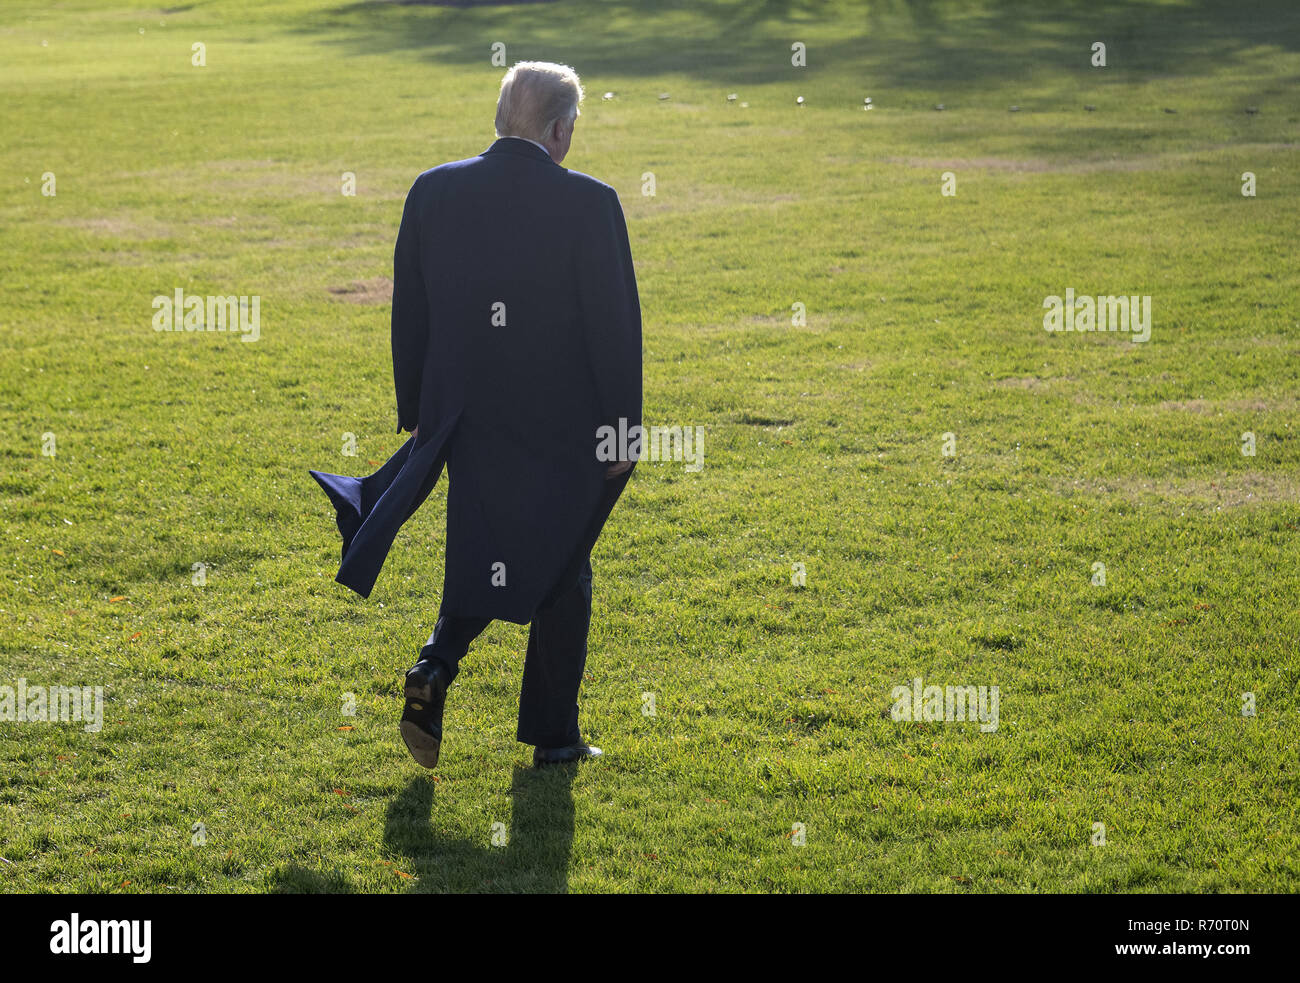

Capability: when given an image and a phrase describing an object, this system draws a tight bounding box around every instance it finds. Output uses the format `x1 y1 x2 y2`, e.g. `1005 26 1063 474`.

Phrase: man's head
494 61 584 164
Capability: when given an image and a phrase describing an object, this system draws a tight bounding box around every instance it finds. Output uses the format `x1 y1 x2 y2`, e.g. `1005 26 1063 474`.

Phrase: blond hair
494 61 584 143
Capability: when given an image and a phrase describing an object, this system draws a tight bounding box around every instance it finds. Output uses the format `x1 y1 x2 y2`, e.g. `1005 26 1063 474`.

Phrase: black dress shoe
533 743 603 767
399 660 451 769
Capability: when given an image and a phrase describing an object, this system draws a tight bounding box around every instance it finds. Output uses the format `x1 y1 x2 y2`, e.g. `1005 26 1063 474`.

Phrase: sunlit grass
1 0 1297 892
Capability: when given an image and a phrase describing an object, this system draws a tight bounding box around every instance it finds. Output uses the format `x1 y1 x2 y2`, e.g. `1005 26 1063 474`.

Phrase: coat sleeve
577 185 643 440
391 176 428 434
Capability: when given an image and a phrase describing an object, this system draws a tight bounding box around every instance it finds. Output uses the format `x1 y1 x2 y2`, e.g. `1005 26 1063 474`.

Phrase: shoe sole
400 674 442 769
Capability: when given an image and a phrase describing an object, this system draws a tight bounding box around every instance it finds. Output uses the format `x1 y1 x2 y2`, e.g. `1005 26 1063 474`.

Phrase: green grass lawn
1 0 1297 893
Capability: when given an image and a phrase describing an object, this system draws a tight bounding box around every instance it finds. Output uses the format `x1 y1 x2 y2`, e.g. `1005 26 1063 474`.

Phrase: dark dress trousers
310 138 642 746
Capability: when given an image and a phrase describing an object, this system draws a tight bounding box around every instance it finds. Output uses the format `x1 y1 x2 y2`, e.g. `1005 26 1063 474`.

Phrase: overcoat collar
482 137 559 166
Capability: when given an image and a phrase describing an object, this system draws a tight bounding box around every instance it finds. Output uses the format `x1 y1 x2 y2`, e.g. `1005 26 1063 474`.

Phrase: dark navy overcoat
310 138 642 623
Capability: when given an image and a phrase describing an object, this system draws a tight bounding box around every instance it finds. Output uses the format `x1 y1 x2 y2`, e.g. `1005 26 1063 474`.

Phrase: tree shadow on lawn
292 0 1300 92
380 763 578 892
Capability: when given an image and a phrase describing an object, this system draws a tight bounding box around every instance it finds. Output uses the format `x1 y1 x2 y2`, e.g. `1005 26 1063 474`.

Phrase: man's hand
605 459 632 479
410 425 419 440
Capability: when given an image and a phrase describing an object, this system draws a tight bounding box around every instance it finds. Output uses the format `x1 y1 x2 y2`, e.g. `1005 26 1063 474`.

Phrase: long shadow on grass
292 0 1300 90
380 764 577 892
